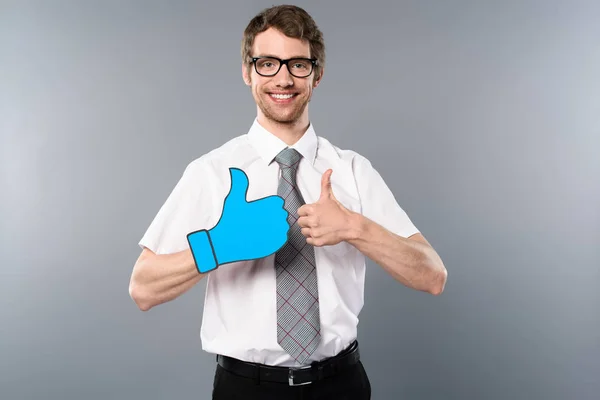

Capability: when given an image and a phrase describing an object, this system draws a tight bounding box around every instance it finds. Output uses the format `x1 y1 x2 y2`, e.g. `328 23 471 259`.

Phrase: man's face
243 27 323 125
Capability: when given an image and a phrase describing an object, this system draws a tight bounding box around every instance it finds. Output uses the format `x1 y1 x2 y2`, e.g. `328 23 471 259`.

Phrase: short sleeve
353 155 420 239
138 160 207 254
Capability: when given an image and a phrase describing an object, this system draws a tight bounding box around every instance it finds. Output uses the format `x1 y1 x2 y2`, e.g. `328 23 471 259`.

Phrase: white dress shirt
139 118 420 367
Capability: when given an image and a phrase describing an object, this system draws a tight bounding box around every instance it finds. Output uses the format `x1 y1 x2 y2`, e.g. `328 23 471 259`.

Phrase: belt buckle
288 367 312 386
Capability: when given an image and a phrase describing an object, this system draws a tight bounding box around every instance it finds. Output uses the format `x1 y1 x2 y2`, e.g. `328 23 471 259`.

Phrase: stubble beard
256 90 311 125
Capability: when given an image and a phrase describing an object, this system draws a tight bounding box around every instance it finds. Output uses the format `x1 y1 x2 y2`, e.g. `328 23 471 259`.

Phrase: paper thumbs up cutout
187 168 290 273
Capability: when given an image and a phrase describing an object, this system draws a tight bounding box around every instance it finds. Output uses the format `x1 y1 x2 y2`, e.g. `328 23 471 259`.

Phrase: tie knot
274 147 302 170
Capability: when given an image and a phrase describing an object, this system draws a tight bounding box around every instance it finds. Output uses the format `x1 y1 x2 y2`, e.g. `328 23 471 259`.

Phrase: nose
274 63 294 86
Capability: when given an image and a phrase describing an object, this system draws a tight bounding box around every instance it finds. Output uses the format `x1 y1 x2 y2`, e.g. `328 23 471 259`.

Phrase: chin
259 103 307 124
267 108 307 124
264 114 299 124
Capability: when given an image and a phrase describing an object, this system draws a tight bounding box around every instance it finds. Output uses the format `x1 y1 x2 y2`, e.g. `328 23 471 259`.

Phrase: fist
297 169 356 247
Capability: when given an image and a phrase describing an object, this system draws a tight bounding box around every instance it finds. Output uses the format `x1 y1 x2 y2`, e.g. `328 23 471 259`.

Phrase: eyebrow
254 54 311 59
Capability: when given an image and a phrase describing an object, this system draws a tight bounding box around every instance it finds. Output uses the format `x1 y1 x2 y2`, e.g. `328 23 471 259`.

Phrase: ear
312 66 324 88
242 63 251 86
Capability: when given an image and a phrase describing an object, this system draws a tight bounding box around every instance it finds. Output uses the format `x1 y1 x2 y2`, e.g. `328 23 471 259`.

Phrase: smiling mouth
269 93 298 100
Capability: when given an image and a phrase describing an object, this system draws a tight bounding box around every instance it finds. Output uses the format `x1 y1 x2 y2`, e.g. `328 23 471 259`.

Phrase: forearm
346 214 446 294
129 248 206 311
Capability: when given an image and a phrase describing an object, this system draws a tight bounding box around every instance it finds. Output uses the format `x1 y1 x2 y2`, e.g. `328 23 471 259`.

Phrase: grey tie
274 147 321 364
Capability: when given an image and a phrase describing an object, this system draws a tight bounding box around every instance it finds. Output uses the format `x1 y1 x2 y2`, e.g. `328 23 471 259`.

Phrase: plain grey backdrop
1 0 599 399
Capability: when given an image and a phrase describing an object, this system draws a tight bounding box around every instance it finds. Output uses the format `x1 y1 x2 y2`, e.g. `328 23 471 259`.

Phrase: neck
257 113 310 146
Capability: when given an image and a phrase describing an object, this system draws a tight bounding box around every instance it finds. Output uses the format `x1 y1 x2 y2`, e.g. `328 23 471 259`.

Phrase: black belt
216 340 360 386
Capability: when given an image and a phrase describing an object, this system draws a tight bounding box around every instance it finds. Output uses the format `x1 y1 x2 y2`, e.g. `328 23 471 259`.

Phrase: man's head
241 5 325 126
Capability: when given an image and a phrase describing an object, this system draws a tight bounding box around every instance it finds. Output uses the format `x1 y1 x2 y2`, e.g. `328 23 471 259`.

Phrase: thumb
226 168 249 204
319 169 333 201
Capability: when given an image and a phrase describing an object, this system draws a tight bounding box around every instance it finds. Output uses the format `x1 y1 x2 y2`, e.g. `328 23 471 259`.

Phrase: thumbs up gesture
298 169 357 247
187 168 290 273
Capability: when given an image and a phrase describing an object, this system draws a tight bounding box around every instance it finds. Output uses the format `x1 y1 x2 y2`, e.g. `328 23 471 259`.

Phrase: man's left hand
297 169 358 247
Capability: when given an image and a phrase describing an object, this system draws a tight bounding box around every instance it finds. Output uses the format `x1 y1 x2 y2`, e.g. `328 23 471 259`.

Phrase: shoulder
182 134 253 175
316 136 374 171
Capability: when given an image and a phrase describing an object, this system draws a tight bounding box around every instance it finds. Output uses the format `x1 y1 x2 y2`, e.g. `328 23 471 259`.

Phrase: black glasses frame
251 57 318 78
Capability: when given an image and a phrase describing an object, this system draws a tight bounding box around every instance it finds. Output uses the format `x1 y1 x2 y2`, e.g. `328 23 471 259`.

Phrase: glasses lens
287 58 313 77
255 58 280 76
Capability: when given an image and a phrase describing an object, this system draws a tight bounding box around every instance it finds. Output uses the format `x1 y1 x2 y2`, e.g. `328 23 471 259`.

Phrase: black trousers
211 360 371 400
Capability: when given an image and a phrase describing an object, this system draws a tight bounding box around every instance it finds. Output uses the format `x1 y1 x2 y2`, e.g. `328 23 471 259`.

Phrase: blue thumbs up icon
187 168 290 273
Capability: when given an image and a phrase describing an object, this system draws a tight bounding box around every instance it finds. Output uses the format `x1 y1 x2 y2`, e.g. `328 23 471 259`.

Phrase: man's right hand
187 167 290 273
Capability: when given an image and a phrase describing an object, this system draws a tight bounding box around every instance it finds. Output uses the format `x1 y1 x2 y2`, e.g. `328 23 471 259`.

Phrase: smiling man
129 5 447 400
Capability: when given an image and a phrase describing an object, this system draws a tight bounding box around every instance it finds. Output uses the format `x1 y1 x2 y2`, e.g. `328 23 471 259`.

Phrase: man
129 4 447 400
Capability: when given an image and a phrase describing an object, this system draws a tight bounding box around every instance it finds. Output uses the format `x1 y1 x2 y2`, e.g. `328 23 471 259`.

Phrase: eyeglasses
250 57 317 78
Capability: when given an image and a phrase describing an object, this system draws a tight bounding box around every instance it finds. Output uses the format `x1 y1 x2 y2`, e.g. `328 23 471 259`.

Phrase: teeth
270 93 294 99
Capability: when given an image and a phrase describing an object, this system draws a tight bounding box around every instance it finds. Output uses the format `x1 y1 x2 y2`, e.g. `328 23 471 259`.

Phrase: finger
298 216 308 228
306 236 322 247
310 227 321 238
226 168 249 203
298 204 311 217
301 227 311 237
319 169 333 201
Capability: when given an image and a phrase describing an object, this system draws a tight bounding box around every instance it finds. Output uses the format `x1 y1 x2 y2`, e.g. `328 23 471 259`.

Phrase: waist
216 340 360 386
201 323 360 366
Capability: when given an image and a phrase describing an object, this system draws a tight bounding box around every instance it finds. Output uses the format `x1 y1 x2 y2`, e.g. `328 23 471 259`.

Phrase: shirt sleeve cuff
186 230 218 273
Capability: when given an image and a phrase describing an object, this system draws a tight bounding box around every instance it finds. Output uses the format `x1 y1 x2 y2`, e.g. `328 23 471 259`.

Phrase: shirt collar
247 118 318 166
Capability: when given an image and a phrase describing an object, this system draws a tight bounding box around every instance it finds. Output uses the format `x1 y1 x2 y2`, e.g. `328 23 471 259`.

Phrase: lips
269 92 297 99
267 92 298 103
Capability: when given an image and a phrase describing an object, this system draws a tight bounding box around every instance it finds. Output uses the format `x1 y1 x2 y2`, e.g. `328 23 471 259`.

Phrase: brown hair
241 5 325 79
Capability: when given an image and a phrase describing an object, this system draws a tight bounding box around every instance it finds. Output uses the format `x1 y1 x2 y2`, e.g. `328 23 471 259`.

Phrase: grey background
1 0 599 399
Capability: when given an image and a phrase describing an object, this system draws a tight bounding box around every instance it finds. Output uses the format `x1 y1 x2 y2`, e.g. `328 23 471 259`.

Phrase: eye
290 60 310 70
255 58 279 72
